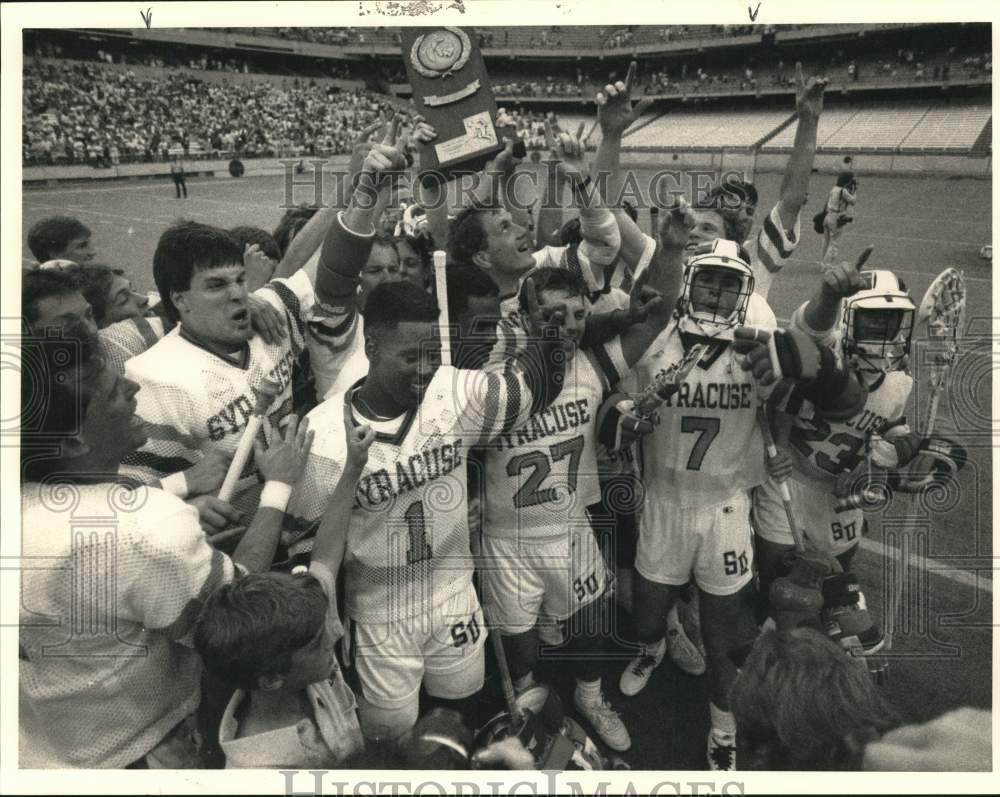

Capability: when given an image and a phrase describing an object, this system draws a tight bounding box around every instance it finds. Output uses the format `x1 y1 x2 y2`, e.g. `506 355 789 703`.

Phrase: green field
21 167 994 769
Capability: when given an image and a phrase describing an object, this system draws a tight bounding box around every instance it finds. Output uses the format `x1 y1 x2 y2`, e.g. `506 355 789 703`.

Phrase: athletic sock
709 703 737 739
575 677 603 703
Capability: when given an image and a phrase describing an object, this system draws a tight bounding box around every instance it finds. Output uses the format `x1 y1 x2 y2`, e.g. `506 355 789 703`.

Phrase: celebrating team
20 60 941 772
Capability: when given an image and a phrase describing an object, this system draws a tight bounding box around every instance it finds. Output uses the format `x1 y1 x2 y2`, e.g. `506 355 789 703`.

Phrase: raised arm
799 246 873 335
309 404 376 577
273 120 383 280
777 62 827 230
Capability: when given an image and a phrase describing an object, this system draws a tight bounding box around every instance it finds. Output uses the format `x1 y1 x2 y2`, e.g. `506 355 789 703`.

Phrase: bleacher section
623 109 794 149
899 104 993 151
822 104 930 151
761 107 860 150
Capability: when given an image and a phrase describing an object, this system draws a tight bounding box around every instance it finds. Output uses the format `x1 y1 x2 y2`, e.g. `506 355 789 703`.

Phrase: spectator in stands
27 216 95 266
730 628 900 770
821 171 857 266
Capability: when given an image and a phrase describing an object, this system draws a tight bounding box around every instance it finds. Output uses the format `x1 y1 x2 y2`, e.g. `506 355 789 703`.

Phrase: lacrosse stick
433 251 451 368
218 377 280 502
756 405 805 554
649 205 660 238
882 267 966 663
631 342 709 419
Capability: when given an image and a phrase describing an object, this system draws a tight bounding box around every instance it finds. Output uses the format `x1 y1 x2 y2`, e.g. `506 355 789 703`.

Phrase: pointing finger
855 245 875 270
625 60 637 89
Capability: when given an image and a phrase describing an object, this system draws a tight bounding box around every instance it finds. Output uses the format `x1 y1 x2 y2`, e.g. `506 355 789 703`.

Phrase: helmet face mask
841 271 915 380
678 239 754 341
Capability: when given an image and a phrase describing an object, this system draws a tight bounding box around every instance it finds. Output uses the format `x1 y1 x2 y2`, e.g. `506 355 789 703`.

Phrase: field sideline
20 168 994 769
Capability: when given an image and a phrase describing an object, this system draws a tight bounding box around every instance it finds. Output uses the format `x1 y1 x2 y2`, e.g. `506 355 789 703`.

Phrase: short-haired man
27 215 95 266
18 329 312 768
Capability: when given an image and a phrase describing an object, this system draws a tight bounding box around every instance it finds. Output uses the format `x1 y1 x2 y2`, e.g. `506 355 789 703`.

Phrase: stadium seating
761 107 860 150
898 104 993 151
623 109 793 149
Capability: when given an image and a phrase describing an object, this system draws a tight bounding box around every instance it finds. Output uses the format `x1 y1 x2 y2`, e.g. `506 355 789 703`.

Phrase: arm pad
315 211 375 313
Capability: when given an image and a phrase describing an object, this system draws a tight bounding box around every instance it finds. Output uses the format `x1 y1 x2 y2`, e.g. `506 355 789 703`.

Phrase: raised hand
243 242 277 292
342 399 375 476
358 113 409 191
823 245 874 298
658 194 696 252
625 277 665 325
546 119 591 185
522 276 567 343
254 414 315 486
795 61 827 120
596 60 654 136
348 118 386 187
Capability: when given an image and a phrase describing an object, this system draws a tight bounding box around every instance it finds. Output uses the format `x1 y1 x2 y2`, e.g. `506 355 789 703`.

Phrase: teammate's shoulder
746 292 777 326
124 328 187 377
880 369 915 396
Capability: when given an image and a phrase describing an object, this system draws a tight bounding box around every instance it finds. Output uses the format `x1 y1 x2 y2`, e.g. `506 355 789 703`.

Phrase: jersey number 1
404 500 433 565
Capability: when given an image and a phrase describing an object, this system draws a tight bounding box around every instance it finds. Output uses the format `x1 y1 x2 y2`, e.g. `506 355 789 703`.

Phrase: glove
896 436 967 494
733 326 825 385
597 394 654 452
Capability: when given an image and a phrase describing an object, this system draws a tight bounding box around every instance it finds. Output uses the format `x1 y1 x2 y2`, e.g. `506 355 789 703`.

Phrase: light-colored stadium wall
23 156 353 185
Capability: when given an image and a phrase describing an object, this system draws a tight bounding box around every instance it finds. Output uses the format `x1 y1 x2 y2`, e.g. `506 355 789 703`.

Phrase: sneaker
666 604 706 676
707 730 737 771
619 641 665 697
574 690 632 752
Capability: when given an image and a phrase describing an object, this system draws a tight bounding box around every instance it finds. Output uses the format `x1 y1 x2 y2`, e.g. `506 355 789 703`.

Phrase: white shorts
752 477 864 557
637 491 754 596
480 523 608 634
345 583 486 712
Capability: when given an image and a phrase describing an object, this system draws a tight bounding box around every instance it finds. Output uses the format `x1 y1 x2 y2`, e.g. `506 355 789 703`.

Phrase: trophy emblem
410 27 472 79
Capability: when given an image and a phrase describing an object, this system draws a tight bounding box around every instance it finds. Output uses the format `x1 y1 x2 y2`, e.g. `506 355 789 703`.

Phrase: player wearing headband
753 251 922 658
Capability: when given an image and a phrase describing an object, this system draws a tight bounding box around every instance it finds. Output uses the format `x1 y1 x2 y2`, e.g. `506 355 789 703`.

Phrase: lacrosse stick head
917 267 967 390
840 270 915 385
632 342 709 418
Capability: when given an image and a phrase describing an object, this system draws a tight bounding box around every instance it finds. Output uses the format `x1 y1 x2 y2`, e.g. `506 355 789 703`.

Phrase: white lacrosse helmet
840 270 915 380
677 238 755 341
394 202 429 239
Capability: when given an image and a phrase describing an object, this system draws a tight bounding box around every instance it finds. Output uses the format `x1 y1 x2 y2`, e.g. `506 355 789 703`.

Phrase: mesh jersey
100 314 169 375
776 303 913 488
19 482 233 767
308 312 368 401
121 270 314 517
743 202 801 301
285 363 538 625
483 343 627 541
635 295 777 509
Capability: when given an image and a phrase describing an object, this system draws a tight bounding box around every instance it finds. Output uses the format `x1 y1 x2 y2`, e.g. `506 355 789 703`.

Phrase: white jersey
20 482 234 767
285 363 538 625
483 343 627 541
122 270 314 516
635 297 777 509
100 314 169 375
743 202 801 301
308 312 369 401
777 303 913 489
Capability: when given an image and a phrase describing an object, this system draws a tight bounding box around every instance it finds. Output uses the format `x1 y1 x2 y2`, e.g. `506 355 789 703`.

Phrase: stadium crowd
22 59 394 166
19 51 987 777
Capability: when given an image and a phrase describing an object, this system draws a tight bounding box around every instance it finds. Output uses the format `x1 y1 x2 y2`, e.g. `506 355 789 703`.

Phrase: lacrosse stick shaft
433 251 452 369
483 602 523 731
757 406 805 553
649 205 660 237
218 379 279 503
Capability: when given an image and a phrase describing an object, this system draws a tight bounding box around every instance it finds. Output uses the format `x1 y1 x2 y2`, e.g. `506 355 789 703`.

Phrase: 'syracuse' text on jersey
284 364 538 625
483 342 628 541
634 294 777 509
122 270 314 516
775 304 913 487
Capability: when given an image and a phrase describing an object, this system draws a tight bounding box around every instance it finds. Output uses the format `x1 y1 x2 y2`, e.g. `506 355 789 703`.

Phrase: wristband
159 471 188 498
259 481 293 512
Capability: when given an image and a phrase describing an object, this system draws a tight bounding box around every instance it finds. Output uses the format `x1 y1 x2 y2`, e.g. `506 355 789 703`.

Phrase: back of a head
229 225 282 262
362 280 439 336
193 572 328 691
447 205 493 269
26 215 91 263
272 205 319 257
730 628 900 770
153 221 243 322
444 263 500 322
708 177 758 212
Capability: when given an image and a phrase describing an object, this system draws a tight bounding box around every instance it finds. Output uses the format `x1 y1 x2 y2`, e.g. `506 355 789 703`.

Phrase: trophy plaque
399 27 504 185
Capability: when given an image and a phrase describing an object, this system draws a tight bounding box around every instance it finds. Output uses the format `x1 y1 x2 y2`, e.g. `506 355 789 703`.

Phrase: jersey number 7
681 416 721 470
